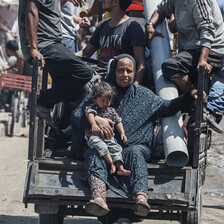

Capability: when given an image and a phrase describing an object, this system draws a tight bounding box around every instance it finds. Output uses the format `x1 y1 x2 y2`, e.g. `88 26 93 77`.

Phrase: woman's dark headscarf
105 54 136 85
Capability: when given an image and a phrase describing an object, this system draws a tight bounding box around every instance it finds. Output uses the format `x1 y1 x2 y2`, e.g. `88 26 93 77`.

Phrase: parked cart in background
0 72 32 136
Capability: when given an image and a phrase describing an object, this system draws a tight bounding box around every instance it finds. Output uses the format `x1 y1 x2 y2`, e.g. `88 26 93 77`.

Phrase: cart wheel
9 95 19 137
38 212 64 224
180 187 202 224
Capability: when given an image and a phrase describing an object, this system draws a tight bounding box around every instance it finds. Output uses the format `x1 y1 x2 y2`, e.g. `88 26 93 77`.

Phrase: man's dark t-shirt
89 18 145 68
19 0 62 60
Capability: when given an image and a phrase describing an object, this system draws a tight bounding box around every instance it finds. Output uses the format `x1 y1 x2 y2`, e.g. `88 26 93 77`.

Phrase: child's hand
92 124 101 134
121 133 127 144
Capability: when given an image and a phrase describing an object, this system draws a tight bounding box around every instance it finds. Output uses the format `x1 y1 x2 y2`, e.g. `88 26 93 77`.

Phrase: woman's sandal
134 201 150 216
85 198 110 217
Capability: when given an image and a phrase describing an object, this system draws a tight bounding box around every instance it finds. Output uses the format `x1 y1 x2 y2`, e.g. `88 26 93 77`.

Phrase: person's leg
88 174 108 207
170 74 193 93
106 137 131 175
134 191 149 204
162 50 200 93
85 174 110 216
38 43 93 108
86 135 117 173
0 90 9 111
36 43 92 126
103 153 116 174
61 37 76 53
206 79 224 133
115 160 131 176
207 80 224 115
122 145 151 216
133 191 150 216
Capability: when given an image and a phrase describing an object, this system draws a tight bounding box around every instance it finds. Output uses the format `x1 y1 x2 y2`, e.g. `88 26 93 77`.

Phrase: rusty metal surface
24 159 197 208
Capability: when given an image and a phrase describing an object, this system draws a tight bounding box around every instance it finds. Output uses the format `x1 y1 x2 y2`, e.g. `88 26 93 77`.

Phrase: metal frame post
28 59 39 161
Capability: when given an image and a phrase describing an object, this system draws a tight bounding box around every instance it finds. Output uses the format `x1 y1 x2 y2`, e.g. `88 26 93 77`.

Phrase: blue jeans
207 68 224 115
62 37 79 53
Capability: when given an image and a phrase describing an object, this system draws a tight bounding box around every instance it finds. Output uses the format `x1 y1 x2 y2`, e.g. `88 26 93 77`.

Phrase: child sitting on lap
85 81 131 176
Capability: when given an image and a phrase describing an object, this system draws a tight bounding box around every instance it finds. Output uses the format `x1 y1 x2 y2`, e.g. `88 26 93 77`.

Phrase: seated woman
71 54 201 217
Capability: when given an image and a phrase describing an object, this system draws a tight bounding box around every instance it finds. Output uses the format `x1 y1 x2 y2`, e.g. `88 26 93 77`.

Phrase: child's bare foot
117 169 131 176
110 164 116 174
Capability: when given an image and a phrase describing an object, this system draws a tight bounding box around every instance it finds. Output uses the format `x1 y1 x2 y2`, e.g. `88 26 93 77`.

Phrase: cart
23 58 211 224
0 72 31 136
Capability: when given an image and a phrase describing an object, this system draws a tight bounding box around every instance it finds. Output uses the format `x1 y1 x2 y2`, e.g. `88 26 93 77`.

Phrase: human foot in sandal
134 194 150 216
85 197 110 217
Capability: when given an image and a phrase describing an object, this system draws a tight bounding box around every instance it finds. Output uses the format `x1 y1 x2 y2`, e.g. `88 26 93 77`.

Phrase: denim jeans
62 37 79 53
207 68 224 114
38 42 93 108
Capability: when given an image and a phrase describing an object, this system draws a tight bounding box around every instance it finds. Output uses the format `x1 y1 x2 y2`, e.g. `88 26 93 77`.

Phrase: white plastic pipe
144 0 189 167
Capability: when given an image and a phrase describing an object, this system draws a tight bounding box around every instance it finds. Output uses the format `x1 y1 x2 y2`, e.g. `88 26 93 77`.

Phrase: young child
85 81 131 176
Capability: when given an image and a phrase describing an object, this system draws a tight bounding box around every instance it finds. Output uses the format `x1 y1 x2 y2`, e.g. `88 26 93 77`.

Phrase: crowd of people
0 0 224 218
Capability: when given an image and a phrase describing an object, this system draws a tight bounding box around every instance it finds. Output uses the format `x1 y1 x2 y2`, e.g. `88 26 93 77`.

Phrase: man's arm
73 15 90 28
2 63 17 72
76 42 98 56
190 1 214 74
145 10 165 48
133 46 146 85
17 57 25 75
197 47 213 74
25 0 45 68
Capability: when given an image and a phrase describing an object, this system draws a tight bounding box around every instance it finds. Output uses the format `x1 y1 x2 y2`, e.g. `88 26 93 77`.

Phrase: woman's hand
95 116 114 139
91 123 101 134
121 133 127 144
190 89 207 101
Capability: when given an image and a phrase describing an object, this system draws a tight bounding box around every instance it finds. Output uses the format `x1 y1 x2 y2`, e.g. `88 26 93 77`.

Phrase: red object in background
126 3 144 13
0 73 32 93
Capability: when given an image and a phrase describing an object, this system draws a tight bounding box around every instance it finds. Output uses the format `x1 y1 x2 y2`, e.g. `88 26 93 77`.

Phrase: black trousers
162 49 224 85
38 42 93 108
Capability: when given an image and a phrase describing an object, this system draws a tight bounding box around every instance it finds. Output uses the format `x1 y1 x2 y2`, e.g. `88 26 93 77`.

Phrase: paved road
0 123 223 224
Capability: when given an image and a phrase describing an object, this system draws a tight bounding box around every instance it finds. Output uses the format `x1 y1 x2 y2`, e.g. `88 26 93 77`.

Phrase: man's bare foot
110 164 116 174
90 197 108 209
117 169 131 176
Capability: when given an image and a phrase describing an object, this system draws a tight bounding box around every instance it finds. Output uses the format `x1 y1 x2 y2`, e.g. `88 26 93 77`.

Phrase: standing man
61 1 90 53
18 0 93 127
77 0 146 85
145 0 224 93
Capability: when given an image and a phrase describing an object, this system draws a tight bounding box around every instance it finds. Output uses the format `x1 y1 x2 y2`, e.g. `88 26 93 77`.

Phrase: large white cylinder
143 0 189 167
